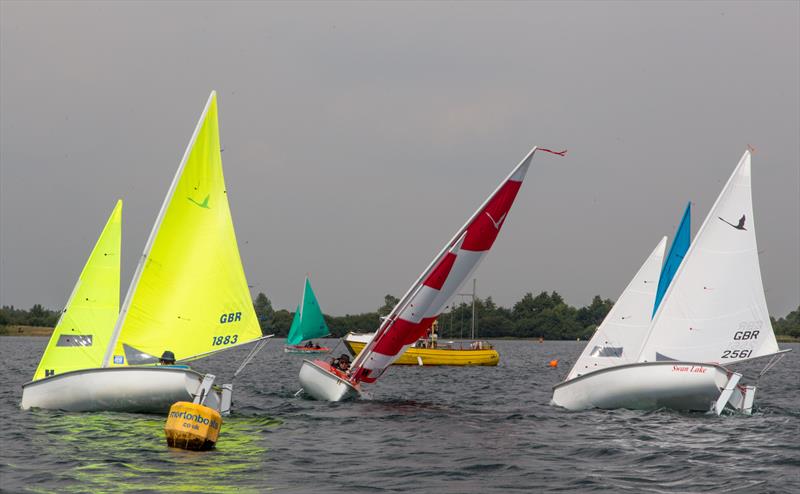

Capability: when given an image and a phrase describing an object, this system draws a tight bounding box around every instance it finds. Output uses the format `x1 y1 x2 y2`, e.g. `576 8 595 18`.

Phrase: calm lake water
1 337 798 493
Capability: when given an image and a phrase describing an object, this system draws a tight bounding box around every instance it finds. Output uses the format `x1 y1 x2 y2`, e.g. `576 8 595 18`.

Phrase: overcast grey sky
1 1 798 318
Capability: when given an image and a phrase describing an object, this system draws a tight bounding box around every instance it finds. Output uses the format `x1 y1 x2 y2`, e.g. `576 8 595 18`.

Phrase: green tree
577 295 614 328
772 305 800 338
253 292 274 334
28 304 58 327
378 294 399 316
271 309 294 337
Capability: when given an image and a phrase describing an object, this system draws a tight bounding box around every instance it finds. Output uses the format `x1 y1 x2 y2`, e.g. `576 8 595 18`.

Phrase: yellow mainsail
104 91 262 366
33 200 122 380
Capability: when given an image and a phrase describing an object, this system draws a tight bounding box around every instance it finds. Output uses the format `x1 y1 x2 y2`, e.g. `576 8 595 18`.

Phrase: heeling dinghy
299 146 566 401
21 91 270 413
553 149 789 414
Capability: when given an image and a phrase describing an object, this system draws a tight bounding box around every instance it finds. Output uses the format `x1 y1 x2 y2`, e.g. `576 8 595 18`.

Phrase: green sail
286 277 330 345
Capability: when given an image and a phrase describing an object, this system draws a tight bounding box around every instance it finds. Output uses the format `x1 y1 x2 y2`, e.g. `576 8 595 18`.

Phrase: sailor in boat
159 351 176 365
157 350 192 370
330 354 351 372
304 341 314 348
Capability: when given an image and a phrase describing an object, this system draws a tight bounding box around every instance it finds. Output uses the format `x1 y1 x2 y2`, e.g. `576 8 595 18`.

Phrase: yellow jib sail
33 200 122 380
104 91 262 366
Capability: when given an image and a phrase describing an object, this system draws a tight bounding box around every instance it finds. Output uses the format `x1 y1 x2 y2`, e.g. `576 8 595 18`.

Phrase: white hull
298 360 360 402
21 367 220 414
552 362 745 412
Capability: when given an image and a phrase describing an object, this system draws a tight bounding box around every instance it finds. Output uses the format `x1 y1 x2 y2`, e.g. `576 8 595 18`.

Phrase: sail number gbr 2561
720 321 762 359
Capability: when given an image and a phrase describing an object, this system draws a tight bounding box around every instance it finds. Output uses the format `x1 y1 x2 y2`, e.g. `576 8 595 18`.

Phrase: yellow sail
105 91 262 366
33 200 122 380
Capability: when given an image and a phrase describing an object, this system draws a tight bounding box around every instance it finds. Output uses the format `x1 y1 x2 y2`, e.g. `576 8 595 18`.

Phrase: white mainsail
637 150 779 364
566 237 666 380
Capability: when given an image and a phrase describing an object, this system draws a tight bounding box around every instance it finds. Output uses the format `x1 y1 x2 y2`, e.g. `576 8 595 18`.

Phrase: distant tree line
3 296 798 341
771 308 800 339
251 292 800 341
0 304 59 328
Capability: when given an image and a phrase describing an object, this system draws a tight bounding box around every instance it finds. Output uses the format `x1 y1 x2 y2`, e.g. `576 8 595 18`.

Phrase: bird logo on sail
188 194 210 209
485 211 507 230
719 214 746 230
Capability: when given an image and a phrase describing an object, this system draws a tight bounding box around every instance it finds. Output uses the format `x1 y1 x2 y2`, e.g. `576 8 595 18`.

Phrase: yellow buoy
164 401 222 451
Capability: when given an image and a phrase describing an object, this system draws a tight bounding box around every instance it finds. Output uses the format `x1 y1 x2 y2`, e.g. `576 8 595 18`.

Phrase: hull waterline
21 367 220 414
298 359 360 402
552 361 740 412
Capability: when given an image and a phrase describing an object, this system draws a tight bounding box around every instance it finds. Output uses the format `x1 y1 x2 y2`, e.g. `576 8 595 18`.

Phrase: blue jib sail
652 202 691 317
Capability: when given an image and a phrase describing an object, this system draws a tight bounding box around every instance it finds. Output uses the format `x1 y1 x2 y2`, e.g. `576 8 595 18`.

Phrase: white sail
566 237 666 380
637 150 779 364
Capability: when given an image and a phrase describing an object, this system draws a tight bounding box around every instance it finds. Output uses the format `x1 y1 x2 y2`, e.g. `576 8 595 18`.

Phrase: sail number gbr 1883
213 311 242 346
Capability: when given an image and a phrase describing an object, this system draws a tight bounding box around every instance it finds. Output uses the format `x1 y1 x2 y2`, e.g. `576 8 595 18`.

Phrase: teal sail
286 277 330 345
652 202 691 317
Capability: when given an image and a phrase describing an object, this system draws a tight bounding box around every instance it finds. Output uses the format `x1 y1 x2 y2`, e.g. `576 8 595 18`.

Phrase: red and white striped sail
350 146 561 384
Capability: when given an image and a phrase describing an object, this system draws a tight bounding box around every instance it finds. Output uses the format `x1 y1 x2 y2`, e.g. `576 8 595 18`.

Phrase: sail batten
34 200 122 380
104 91 262 366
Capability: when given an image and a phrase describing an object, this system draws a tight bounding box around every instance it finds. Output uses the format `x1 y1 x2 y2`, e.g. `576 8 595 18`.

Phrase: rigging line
233 337 273 379
326 337 344 357
757 352 787 381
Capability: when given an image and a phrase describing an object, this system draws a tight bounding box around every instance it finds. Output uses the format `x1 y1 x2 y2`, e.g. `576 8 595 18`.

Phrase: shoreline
0 325 54 336
2 325 797 343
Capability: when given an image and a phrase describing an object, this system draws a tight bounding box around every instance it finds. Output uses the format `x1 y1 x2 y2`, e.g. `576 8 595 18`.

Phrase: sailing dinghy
21 91 270 413
284 276 331 354
298 146 565 401
553 150 788 414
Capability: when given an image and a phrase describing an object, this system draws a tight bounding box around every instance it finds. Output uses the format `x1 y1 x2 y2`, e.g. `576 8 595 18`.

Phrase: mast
472 278 476 340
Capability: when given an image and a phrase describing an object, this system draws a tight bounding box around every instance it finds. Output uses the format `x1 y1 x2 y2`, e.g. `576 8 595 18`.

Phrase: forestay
350 146 556 383
103 92 263 366
637 150 779 364
33 201 122 380
565 237 666 381
286 277 330 345
652 202 690 317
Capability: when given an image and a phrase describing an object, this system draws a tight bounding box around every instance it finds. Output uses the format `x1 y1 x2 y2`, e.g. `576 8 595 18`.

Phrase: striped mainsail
349 146 564 384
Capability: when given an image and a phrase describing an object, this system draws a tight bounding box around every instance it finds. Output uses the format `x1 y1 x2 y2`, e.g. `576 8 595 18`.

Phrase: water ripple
1 337 798 493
